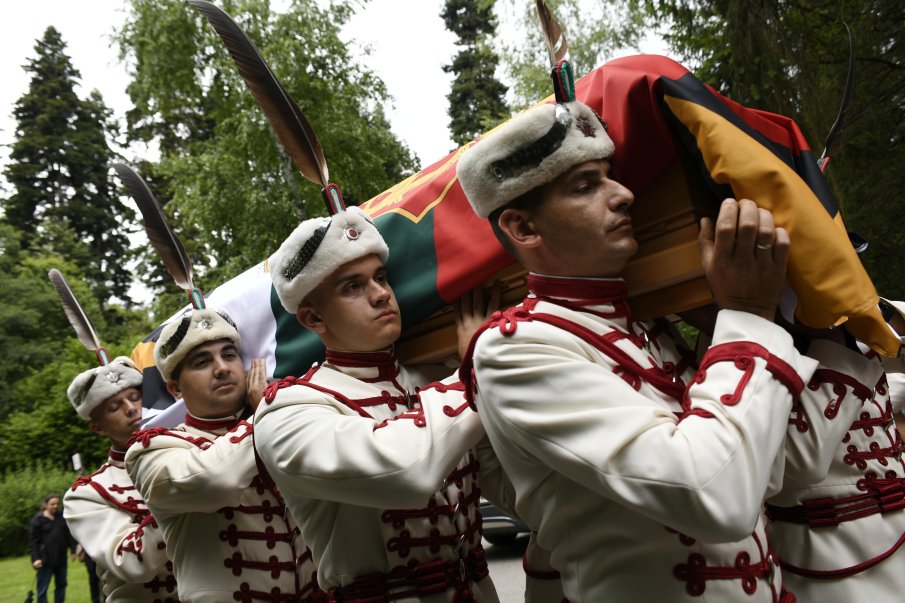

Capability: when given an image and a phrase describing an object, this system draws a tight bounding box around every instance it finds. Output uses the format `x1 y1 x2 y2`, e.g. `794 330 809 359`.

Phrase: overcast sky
1 1 670 182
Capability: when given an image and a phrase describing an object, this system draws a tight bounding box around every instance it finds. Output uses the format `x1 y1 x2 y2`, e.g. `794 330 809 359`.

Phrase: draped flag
135 54 897 424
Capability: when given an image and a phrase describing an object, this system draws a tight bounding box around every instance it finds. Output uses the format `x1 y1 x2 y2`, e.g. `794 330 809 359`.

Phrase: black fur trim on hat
74 370 98 408
158 314 192 359
216 310 239 332
283 222 330 281
489 106 572 182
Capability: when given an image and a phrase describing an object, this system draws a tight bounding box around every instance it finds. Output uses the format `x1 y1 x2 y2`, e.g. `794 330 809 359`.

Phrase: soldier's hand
245 358 267 412
699 198 789 321
455 282 502 359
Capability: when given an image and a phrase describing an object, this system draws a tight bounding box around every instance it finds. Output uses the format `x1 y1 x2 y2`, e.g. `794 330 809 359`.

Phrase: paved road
483 536 529 603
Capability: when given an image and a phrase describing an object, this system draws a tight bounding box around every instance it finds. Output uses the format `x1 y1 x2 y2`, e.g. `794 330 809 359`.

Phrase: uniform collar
184 408 249 434
324 348 401 382
527 273 631 322
108 448 127 468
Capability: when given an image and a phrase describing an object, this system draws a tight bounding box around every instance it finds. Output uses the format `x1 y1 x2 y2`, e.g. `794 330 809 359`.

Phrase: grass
0 555 94 603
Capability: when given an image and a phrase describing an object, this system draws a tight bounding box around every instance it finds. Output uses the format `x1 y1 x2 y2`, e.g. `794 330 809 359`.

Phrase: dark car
479 498 529 546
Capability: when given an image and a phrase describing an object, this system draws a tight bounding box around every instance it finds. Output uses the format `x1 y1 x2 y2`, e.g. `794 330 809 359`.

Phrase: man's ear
296 305 327 334
88 421 106 438
497 208 542 250
165 380 183 400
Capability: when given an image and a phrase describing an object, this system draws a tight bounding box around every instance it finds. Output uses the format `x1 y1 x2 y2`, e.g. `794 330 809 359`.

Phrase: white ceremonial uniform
766 341 905 602
64 449 178 603
255 349 499 602
466 274 818 603
126 411 321 603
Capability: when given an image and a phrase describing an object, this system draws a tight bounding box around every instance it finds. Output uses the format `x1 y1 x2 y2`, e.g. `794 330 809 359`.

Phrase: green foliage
646 0 905 299
496 0 647 108
0 225 80 419
0 464 78 557
116 0 420 317
1 27 134 304
0 336 142 476
442 0 510 146
0 223 151 421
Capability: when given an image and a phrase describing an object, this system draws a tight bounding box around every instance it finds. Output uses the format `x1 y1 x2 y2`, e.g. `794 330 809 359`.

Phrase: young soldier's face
530 159 638 276
297 254 402 352
90 386 143 449
167 339 247 419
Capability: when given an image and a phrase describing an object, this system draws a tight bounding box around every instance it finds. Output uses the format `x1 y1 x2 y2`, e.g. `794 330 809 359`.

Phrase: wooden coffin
396 161 712 364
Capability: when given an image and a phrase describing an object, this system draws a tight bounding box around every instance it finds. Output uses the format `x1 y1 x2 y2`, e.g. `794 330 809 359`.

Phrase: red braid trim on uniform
766 477 905 527
262 376 374 419
127 426 213 449
673 548 780 597
776 530 905 579
521 553 561 580
219 500 285 522
460 301 690 410
382 497 460 528
224 551 296 578
460 304 535 410
218 523 293 548
263 375 304 403
380 488 481 529
528 311 687 399
527 274 630 318
445 453 479 487
419 380 471 416
779 587 797 603
329 548 489 601
850 399 897 436
108 448 127 464
788 400 810 432
184 412 245 431
70 468 147 516
844 439 905 470
352 392 410 411
117 512 156 561
386 515 482 558
373 407 426 429
326 348 400 383
233 580 298 602
807 369 872 420
143 572 178 597
692 342 805 402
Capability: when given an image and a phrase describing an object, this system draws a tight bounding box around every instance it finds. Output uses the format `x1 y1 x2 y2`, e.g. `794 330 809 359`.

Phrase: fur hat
67 357 143 420
269 206 389 313
154 308 241 382
457 101 615 218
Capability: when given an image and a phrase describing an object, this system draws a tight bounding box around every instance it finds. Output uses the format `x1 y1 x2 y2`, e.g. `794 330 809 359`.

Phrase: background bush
0 463 78 557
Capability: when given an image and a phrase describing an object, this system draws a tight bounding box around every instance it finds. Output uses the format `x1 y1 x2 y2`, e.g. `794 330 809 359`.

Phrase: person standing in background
28 493 76 603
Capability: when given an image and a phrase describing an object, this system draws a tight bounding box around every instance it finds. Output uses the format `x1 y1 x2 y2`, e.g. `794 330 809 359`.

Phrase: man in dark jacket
28 493 76 603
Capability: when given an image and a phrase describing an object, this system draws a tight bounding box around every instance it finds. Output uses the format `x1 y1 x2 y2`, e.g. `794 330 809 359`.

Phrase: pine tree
442 0 510 147
2 27 133 303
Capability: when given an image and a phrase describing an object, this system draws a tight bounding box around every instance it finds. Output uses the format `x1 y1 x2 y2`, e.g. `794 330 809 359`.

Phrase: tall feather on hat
457 0 615 219
189 0 388 313
50 269 143 420
113 164 240 383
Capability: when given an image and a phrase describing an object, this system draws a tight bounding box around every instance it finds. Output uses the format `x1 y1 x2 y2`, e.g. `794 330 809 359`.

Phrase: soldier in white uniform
455 98 820 602
255 206 503 602
126 308 321 602
765 301 905 601
63 356 179 602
